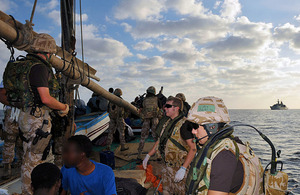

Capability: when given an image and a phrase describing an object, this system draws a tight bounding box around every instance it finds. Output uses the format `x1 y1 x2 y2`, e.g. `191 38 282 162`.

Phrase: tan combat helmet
30 33 57 54
114 88 123 96
187 96 230 125
146 86 156 95
176 93 186 102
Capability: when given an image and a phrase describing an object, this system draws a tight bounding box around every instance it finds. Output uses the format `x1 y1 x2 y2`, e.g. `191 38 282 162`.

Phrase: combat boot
2 163 12 180
120 145 129 151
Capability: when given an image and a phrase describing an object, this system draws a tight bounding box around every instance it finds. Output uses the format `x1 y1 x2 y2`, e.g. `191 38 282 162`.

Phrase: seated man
61 135 116 195
31 163 61 195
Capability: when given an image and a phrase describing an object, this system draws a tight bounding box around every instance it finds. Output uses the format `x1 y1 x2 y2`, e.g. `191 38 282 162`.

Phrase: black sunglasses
164 104 175 108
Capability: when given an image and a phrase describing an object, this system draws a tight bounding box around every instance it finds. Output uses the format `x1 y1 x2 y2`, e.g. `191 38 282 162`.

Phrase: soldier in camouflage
0 81 23 180
143 96 196 195
137 86 162 160
3 33 69 195
106 88 129 151
185 96 264 195
176 93 191 117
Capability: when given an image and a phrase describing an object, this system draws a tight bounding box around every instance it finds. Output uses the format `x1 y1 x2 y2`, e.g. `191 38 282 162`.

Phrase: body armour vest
142 96 159 119
186 137 264 195
3 54 59 109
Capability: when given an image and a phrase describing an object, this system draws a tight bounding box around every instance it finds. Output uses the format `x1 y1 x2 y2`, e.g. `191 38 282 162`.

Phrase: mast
60 0 76 138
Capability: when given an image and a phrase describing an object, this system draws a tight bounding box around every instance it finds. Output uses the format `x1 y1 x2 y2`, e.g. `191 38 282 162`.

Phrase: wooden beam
0 13 139 116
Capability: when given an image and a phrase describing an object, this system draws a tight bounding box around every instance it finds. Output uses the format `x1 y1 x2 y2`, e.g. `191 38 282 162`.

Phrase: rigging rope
79 0 90 86
0 15 19 62
30 0 38 23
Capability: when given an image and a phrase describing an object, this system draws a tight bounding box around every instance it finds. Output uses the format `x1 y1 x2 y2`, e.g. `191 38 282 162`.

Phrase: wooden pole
0 10 98 79
0 14 139 116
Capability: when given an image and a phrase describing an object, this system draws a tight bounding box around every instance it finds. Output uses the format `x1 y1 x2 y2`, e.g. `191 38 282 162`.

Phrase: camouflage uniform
52 136 64 167
3 33 63 195
185 96 264 194
161 164 188 195
2 108 23 179
157 115 188 195
138 96 159 157
106 102 126 147
2 108 23 164
18 107 53 195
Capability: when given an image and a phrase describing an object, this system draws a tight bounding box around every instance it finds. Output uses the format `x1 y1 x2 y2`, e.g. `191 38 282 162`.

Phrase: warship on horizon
270 99 288 110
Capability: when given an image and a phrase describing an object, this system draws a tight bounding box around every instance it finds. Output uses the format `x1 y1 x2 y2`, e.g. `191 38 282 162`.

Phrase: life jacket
164 118 189 167
186 131 264 195
142 96 159 119
108 102 124 119
157 114 187 166
3 54 59 109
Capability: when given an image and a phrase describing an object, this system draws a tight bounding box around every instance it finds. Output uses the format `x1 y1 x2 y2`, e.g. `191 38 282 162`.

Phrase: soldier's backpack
3 54 59 109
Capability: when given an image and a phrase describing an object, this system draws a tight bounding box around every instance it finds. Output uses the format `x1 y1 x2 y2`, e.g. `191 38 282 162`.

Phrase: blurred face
62 142 83 168
192 126 208 145
164 101 179 119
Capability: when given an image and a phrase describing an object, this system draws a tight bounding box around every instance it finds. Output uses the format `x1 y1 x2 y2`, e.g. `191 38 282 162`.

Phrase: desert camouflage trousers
18 107 53 195
161 164 189 195
52 136 64 167
106 118 126 146
138 117 158 155
2 109 23 164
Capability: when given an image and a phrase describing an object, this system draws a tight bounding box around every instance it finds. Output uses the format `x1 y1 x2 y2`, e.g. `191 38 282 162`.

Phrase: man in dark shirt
185 96 244 195
17 33 69 195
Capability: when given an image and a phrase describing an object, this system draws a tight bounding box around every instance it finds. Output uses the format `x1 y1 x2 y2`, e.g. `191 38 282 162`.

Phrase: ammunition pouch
31 128 52 154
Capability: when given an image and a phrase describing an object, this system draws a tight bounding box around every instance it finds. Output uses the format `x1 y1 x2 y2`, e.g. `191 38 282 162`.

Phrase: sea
229 109 300 194
0 109 299 193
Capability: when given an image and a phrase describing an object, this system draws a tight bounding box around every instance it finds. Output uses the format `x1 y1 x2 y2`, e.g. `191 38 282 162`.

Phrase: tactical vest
158 117 188 167
109 102 124 119
142 96 159 119
164 118 189 167
3 54 59 109
186 137 264 195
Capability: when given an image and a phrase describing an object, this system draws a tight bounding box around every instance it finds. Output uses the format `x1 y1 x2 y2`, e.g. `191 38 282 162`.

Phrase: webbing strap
169 137 188 152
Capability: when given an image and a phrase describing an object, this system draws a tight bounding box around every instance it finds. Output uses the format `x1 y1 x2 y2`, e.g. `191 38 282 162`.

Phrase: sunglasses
164 104 176 108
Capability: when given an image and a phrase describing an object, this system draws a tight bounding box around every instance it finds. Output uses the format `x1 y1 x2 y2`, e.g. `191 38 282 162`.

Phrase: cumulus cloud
133 41 154 51
113 0 165 21
220 0 241 20
274 23 300 52
294 15 300 21
130 16 229 42
166 0 207 16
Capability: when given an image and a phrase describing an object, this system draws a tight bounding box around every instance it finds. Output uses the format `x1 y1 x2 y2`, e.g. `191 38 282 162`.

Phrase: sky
1 0 300 109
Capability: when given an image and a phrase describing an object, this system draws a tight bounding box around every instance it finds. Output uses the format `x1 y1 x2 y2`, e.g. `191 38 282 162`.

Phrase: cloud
166 0 207 16
274 23 300 52
133 41 154 50
130 16 229 43
0 0 17 11
294 15 300 21
48 10 61 25
113 0 165 21
220 0 241 20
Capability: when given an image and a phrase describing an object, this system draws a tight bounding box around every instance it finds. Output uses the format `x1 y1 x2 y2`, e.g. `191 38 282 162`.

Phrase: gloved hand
174 166 186 182
58 104 69 117
143 154 150 169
